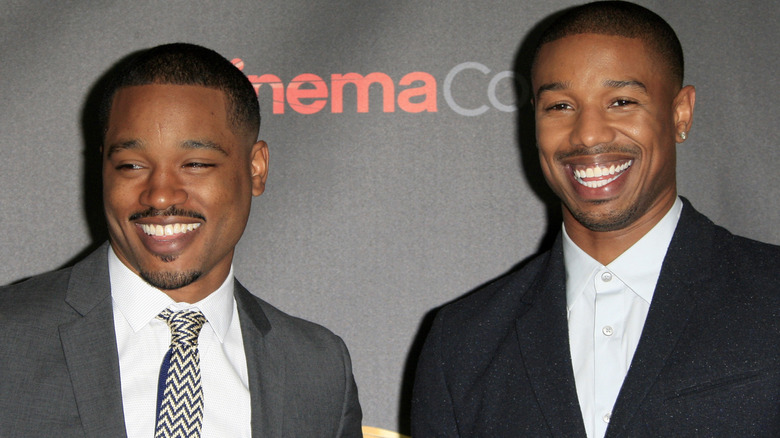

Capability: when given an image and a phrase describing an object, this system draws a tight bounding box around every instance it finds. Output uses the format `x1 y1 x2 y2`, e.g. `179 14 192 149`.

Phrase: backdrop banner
1 1 777 434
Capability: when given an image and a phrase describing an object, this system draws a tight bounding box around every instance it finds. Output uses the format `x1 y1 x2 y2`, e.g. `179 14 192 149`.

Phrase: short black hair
99 42 260 142
533 1 684 87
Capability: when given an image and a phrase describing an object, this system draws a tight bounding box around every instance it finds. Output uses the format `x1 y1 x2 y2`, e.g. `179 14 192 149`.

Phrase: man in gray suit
0 43 362 437
412 2 779 437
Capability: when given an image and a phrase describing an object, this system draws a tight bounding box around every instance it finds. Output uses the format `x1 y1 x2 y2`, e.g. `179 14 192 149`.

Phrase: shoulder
426 248 555 355
677 200 780 286
235 287 363 436
713 224 780 268
261 295 347 349
709 225 780 305
234 285 351 359
436 250 551 326
0 266 73 316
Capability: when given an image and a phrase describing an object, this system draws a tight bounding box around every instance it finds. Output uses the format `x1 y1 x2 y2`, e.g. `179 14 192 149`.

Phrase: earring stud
680 131 687 140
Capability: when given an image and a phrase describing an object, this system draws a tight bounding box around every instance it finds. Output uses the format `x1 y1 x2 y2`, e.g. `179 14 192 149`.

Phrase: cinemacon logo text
233 59 529 117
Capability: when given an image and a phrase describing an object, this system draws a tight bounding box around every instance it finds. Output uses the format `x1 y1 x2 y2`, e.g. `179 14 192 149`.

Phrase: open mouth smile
140 223 201 237
571 160 633 188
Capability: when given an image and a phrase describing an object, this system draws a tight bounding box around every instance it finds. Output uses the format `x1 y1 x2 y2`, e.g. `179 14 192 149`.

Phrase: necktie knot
157 309 207 346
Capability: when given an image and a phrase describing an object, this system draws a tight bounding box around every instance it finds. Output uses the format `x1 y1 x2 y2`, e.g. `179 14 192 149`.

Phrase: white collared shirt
564 197 683 438
109 247 251 437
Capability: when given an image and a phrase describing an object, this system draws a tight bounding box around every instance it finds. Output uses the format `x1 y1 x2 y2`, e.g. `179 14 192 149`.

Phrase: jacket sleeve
411 313 460 437
336 337 364 438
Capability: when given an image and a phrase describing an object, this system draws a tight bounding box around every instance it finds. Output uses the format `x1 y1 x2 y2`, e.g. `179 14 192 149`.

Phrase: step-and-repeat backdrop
2 1 777 435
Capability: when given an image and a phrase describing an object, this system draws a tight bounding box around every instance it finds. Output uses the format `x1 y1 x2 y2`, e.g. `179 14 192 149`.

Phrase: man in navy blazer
0 43 362 437
412 2 779 437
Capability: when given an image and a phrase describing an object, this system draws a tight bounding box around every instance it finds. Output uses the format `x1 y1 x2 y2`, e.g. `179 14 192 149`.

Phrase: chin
140 269 202 291
569 203 640 232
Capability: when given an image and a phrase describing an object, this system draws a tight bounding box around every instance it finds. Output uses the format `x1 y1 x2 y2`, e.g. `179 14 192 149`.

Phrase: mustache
554 144 639 161
129 207 205 221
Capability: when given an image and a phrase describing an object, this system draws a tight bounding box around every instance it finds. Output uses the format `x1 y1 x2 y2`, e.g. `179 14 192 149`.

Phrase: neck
563 197 677 265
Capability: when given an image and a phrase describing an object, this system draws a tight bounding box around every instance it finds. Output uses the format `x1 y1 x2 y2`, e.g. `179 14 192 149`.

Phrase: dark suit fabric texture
0 243 362 437
412 199 779 437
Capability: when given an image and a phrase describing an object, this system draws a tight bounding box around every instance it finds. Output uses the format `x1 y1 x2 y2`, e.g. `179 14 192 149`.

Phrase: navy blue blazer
412 199 779 437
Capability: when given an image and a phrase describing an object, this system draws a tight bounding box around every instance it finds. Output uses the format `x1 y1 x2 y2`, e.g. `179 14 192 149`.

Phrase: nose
570 105 615 148
139 168 187 210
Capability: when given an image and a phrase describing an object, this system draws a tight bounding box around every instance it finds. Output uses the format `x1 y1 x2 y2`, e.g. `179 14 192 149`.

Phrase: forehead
532 33 668 92
106 84 232 139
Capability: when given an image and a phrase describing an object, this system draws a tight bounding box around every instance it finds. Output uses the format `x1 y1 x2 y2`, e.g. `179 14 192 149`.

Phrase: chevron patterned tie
155 309 207 438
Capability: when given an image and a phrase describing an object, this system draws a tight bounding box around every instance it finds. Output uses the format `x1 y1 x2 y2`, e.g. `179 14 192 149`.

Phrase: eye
610 99 637 107
115 163 143 171
183 162 216 169
545 103 572 111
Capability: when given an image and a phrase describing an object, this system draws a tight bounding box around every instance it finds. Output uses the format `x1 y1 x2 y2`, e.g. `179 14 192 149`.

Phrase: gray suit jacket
0 243 362 437
412 198 780 437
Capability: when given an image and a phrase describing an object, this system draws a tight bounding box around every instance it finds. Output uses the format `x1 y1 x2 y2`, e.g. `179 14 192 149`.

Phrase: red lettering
331 73 395 113
286 74 328 115
239 59 443 115
248 74 285 114
398 72 437 113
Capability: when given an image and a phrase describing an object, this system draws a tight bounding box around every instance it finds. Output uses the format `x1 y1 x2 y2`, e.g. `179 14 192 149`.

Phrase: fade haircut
99 42 260 142
533 1 684 88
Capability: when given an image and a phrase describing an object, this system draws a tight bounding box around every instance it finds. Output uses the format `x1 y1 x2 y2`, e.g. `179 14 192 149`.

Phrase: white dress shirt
564 197 683 438
108 247 251 437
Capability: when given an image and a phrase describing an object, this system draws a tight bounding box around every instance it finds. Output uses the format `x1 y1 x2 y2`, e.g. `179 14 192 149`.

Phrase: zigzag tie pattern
155 309 207 438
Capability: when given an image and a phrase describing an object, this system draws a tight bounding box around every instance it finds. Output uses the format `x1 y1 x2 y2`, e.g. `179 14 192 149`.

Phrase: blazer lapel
235 283 285 438
515 238 588 437
607 199 713 437
58 244 127 438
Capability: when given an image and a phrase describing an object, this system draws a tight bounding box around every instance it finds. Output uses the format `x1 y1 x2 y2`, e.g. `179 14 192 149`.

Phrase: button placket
593 269 623 438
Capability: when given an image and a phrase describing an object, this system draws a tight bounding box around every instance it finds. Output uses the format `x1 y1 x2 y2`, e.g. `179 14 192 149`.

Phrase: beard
140 269 202 290
566 199 641 232
563 178 667 232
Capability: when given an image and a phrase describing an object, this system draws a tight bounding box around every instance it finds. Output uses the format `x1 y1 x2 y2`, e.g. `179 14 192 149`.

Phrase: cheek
103 180 132 208
204 175 251 215
537 149 560 187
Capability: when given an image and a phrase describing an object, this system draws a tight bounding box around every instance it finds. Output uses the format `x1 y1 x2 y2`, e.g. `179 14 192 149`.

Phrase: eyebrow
535 79 648 100
105 140 141 158
182 140 229 156
535 81 570 100
603 79 647 92
105 139 229 158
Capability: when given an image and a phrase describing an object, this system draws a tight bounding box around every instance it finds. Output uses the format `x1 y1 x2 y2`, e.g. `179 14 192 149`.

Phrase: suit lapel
607 199 713 437
515 238 588 437
58 244 127 438
235 283 285 438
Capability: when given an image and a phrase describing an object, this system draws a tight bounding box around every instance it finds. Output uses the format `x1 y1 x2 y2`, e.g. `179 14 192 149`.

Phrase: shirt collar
108 245 235 343
563 197 683 310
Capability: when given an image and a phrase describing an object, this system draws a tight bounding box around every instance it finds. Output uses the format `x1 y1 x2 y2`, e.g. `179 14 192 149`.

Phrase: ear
250 140 269 196
673 85 695 143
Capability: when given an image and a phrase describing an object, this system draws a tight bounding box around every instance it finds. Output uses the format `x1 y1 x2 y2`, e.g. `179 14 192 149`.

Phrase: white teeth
141 223 201 237
572 160 633 188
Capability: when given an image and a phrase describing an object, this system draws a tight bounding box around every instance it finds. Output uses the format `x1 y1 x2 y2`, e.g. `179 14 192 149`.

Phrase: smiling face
532 33 694 246
103 84 268 302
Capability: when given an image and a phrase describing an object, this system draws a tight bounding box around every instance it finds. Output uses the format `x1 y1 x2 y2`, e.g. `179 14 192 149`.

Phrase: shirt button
603 412 611 423
601 272 613 282
602 326 614 336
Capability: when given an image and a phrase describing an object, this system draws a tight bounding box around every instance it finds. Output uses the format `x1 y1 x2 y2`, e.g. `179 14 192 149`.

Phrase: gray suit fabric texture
0 243 363 437
411 198 780 437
